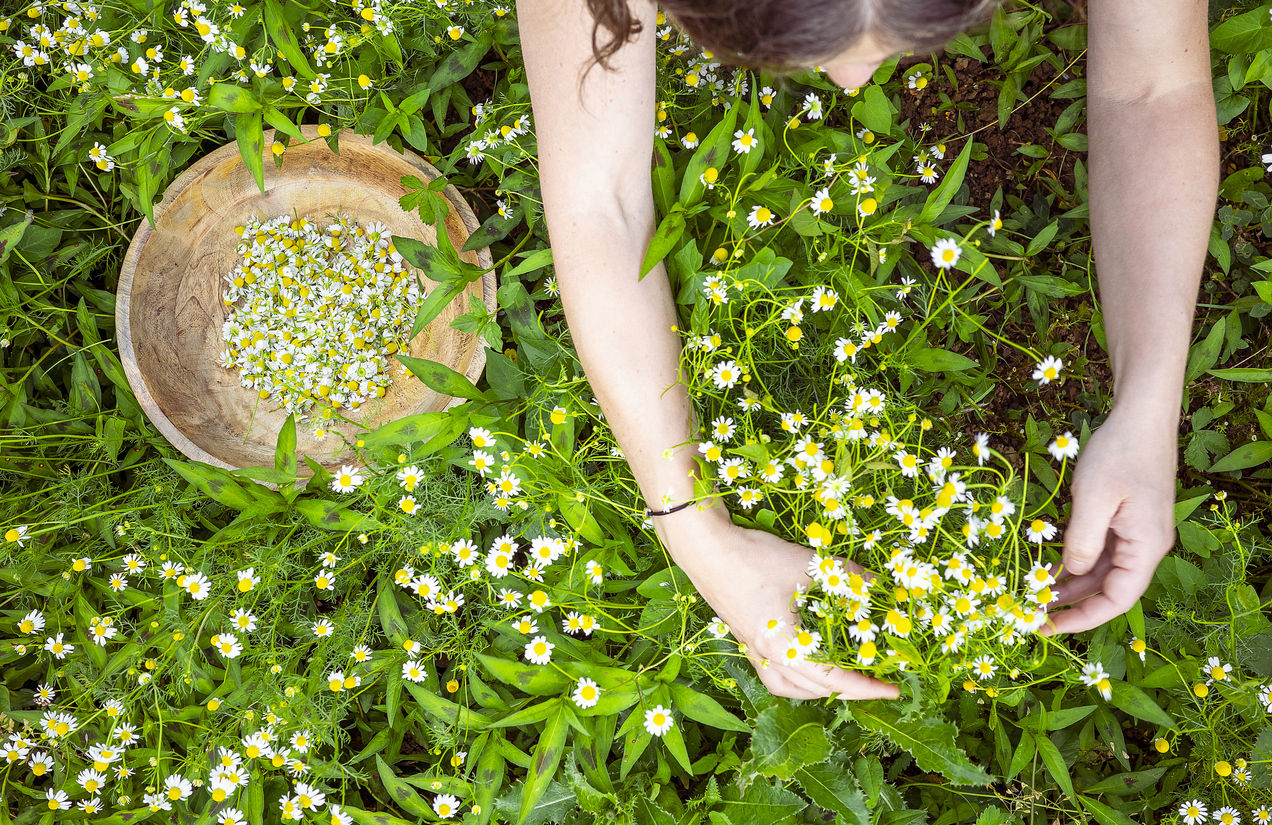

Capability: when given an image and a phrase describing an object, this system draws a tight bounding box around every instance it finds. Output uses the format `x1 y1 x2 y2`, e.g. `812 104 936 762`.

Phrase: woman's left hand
1038 405 1179 637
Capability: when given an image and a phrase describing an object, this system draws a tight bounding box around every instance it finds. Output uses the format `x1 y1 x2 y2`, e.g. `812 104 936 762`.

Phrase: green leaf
429 38 490 92
164 458 275 512
293 498 384 532
717 776 805 825
1209 441 1272 473
461 210 518 254
274 413 297 477
651 137 675 216
1184 317 1225 385
1211 6 1272 54
750 702 832 780
361 411 452 447
679 99 740 206
667 682 749 732
850 702 994 786
857 84 893 135
1006 728 1035 782
640 206 686 280
503 248 554 281
1081 766 1166 796
208 82 261 113
1208 368 1272 382
794 761 870 825
262 105 307 142
520 703 570 825
1025 219 1060 257
375 755 437 819
0 209 33 267
409 279 466 340
473 732 507 825
905 347 978 373
918 138 972 224
1077 795 1138 825
403 680 492 730
377 576 408 639
397 353 490 402
263 0 316 79
235 110 265 194
1108 680 1173 728
344 806 420 825
477 652 572 695
1034 733 1075 800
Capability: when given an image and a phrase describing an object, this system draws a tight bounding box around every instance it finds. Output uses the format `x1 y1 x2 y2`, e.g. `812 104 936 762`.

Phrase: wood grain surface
116 124 495 475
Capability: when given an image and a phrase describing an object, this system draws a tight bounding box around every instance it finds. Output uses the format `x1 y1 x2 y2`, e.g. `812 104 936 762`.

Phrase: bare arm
517 0 898 699
1045 0 1218 633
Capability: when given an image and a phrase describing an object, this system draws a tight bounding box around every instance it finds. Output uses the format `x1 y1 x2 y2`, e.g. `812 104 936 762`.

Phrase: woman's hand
655 506 900 701
1040 405 1178 637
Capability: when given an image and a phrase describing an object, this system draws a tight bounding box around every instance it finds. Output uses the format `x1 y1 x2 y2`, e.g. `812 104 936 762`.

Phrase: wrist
651 497 736 569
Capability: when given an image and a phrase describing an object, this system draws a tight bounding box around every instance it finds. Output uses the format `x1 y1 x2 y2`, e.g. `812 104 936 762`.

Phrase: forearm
1086 81 1219 429
545 203 717 523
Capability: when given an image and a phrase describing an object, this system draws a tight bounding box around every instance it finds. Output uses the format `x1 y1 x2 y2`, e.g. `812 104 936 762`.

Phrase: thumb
1062 481 1119 576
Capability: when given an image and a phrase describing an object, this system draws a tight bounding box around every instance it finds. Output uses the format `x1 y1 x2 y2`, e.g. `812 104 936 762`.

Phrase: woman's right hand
654 504 901 702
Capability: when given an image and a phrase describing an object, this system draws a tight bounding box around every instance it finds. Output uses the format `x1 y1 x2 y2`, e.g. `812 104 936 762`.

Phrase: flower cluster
218 213 423 421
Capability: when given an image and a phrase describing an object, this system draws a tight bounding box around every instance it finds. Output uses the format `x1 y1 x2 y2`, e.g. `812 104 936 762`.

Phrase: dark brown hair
583 0 1000 77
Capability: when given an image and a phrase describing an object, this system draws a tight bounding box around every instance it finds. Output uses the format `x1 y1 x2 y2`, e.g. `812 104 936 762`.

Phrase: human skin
518 0 1217 698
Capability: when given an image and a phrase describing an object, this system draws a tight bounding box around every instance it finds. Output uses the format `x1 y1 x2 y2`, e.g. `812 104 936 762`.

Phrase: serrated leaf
717 776 805 825
794 760 870 825
750 701 832 779
851 702 994 786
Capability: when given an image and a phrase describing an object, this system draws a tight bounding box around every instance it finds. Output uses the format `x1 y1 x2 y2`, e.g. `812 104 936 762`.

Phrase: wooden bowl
117 125 495 473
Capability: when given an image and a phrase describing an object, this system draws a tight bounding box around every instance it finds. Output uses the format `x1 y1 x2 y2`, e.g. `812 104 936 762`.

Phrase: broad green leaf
235 110 265 194
1211 6 1272 54
377 576 408 639
344 806 420 825
794 761 870 825
857 84 893 135
375 755 436 819
487 698 562 729
293 499 384 532
0 209 33 267
1209 441 1272 473
667 681 749 732
1034 732 1075 799
262 105 307 142
263 0 316 78
717 776 805 825
640 206 686 280
918 138 972 224
361 411 452 447
164 458 274 512
1077 795 1138 825
477 652 572 695
680 99 740 206
1108 680 1174 728
520 703 570 825
503 248 554 281
409 279 466 339
473 731 507 825
1208 368 1272 382
1007 728 1035 781
1173 493 1210 525
906 347 979 372
429 38 490 92
136 130 168 229
851 702 994 786
1184 317 1225 385
208 82 261 113
274 413 297 477
403 680 492 730
1081 766 1167 796
652 137 675 216
461 210 518 254
750 702 832 780
397 353 490 402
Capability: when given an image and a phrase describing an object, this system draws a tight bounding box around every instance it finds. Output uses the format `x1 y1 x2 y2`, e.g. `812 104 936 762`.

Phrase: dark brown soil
895 58 1083 215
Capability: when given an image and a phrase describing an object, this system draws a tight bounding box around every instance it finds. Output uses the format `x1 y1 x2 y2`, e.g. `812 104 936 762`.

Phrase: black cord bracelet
648 500 695 517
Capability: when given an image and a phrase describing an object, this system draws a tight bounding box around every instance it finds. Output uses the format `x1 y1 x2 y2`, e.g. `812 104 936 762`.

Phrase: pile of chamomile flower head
218 213 423 421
